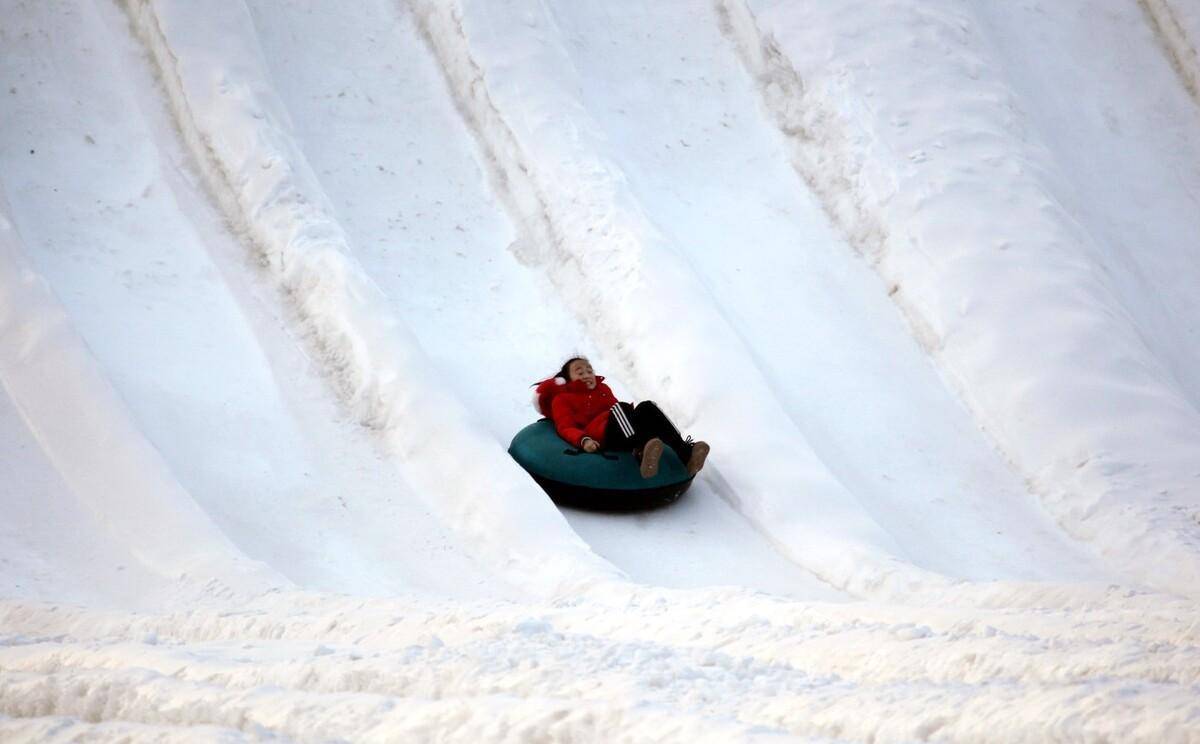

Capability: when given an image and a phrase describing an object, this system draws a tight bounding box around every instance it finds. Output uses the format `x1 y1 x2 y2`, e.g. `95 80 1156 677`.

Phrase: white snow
1 588 1197 742
724 0 1200 597
1 0 1199 740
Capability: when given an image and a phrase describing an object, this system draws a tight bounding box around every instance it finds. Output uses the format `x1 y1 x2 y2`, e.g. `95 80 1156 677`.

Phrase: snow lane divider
1139 0 1200 108
118 0 621 598
719 0 1200 597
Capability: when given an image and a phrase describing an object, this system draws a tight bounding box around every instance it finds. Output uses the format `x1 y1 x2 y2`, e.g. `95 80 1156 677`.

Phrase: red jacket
538 376 618 448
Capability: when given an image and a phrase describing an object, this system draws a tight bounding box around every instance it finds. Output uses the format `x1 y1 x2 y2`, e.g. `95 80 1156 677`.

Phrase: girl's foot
639 438 664 479
686 441 710 476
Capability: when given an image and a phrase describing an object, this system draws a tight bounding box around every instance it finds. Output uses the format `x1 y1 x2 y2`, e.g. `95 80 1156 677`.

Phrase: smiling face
567 358 597 389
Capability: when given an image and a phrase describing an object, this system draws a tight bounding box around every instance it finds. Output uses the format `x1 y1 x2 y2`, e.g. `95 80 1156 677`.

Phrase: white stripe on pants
611 403 634 437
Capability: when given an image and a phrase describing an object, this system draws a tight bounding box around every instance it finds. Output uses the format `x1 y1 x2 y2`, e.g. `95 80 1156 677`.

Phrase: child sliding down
534 357 710 479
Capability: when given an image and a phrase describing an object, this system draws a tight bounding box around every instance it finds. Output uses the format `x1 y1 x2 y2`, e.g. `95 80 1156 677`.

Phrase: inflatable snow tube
509 419 694 512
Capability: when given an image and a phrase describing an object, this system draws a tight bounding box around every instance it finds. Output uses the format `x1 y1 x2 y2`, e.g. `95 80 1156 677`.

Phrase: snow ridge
118 0 619 598
715 1 886 265
719 0 1200 597
1140 0 1200 107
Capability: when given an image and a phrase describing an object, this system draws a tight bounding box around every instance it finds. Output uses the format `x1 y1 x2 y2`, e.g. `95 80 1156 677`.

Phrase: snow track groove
406 0 953 600
2 0 524 600
0 179 278 601
234 0 841 600
522 0 1107 590
719 0 1200 598
117 0 618 598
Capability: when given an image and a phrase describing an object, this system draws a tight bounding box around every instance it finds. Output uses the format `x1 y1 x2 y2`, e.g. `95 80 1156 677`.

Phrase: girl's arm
550 396 587 448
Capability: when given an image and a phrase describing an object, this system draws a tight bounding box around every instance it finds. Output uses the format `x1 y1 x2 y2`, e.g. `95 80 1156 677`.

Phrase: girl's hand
581 438 599 453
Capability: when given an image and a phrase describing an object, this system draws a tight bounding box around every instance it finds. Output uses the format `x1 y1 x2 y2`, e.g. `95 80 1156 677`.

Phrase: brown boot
685 441 710 477
639 438 664 479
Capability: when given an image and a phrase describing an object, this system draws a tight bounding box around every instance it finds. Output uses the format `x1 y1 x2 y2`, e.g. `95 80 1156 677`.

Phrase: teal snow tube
508 419 693 512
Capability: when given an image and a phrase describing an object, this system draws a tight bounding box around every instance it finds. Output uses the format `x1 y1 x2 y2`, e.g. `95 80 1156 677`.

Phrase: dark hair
556 356 588 381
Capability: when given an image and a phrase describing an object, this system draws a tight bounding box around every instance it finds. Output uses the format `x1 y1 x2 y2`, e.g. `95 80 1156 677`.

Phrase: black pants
604 401 692 462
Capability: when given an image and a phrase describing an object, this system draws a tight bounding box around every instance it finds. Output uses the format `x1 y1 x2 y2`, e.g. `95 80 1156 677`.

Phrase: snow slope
1 0 512 601
723 0 1200 597
431 0 1105 588
2 0 1199 740
238 0 837 599
2 587 1198 743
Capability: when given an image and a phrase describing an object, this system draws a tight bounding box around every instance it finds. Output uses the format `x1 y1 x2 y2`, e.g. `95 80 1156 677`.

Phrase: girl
533 357 710 479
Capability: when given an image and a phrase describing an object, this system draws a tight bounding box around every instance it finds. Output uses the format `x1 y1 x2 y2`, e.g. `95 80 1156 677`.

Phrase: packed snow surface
1 0 1198 740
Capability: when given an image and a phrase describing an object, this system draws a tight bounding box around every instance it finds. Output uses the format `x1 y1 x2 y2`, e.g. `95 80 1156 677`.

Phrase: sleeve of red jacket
550 395 587 447
579 414 609 449
583 386 618 445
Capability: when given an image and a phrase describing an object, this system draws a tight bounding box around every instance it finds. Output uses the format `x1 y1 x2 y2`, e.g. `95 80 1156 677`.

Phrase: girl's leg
602 402 637 451
632 401 709 476
614 400 672 477
605 401 665 478
606 401 707 478
629 402 691 461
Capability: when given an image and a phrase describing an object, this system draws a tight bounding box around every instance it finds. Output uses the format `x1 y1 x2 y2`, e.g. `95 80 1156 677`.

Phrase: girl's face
568 359 597 389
